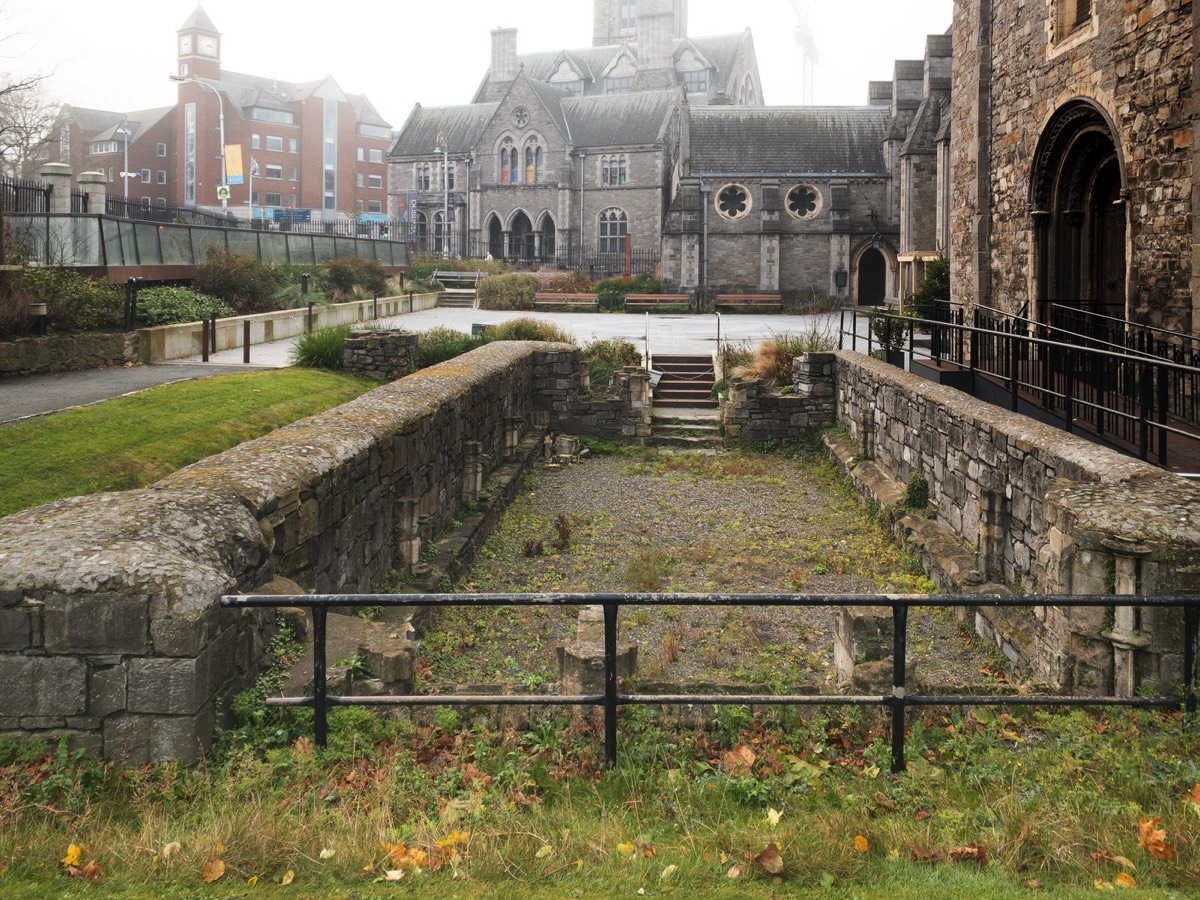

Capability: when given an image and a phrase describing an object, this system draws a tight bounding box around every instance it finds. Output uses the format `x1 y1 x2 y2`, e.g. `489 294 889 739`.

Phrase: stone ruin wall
952 0 1195 330
0 341 588 764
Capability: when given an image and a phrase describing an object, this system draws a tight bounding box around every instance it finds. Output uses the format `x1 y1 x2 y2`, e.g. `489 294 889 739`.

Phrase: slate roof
562 90 678 148
61 105 173 145
688 107 890 175
390 103 500 157
190 71 391 129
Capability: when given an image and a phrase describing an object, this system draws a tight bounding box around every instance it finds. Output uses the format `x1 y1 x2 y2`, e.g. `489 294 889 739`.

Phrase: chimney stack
491 27 518 81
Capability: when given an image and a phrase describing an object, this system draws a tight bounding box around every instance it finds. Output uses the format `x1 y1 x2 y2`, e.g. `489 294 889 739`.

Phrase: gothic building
952 0 1196 335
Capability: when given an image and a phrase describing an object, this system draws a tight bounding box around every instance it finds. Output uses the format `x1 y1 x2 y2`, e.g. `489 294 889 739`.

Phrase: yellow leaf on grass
201 859 225 884
161 841 181 859
1138 817 1176 861
536 845 553 859
853 835 869 854
436 829 470 848
727 863 745 879
281 869 295 885
319 848 335 860
617 841 636 858
1094 879 1114 890
247 875 258 885
1114 872 1137 889
1111 856 1136 872
767 808 783 827
61 844 82 868
660 864 678 881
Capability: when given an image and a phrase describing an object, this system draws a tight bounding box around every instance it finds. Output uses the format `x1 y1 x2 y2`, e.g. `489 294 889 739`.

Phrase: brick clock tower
176 7 221 81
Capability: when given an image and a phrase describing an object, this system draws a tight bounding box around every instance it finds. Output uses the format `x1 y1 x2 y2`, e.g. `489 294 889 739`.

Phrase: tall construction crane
790 0 819 105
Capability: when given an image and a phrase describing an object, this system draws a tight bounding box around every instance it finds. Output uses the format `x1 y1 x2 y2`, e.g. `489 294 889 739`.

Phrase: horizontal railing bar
224 592 1200 609
267 694 603 707
906 695 1181 708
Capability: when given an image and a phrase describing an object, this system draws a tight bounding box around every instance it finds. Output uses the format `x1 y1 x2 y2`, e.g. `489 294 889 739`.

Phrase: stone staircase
650 354 717 409
650 408 722 448
434 271 483 308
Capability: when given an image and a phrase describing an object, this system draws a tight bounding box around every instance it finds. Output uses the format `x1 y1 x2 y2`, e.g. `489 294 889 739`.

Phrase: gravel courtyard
420 446 996 694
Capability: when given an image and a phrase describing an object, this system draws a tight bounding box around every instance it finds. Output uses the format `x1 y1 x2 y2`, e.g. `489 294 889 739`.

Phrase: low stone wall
137 292 440 363
0 340 572 763
0 331 141 378
722 352 837 442
342 330 420 381
725 350 1200 695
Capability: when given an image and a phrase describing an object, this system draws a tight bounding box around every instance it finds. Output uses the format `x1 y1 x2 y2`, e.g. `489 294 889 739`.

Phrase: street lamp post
435 132 449 258
117 124 133 204
169 74 227 210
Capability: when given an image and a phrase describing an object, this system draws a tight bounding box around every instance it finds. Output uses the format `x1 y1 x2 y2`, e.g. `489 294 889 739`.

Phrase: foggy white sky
1 1 953 128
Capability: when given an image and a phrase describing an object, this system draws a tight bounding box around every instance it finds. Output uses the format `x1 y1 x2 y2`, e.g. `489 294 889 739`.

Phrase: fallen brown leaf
949 844 988 865
753 842 784 875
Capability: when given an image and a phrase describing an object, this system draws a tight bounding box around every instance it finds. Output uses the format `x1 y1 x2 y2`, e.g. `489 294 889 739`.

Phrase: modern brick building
951 0 1197 335
45 7 393 225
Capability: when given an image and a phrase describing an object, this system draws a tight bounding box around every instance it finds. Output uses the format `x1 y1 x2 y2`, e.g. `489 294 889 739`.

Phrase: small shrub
869 310 909 348
595 275 661 309
582 337 642 390
626 548 669 592
903 472 930 510
907 256 950 322
523 538 545 558
552 513 571 553
134 286 235 327
484 317 575 344
290 324 351 370
193 246 280 314
11 267 124 333
325 256 389 296
418 326 485 366
477 273 540 310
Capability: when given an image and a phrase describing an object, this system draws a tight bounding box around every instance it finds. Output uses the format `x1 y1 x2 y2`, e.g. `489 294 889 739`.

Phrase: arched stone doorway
487 215 503 259
857 248 887 306
1031 102 1127 319
511 211 534 261
539 214 556 260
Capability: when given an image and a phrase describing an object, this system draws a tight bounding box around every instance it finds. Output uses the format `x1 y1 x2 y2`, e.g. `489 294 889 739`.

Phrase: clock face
179 35 192 54
198 36 217 56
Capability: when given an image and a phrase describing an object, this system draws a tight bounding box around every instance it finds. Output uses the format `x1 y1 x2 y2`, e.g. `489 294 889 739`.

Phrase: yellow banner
224 144 244 185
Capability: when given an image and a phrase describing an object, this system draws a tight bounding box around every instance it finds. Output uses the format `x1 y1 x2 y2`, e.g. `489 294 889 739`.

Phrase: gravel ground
423 447 995 693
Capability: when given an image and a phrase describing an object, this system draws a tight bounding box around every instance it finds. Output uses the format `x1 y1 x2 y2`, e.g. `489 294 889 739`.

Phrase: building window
140 168 151 182
156 198 166 207
368 174 384 190
359 123 391 139
266 135 283 152
288 194 297 207
786 184 821 219
416 163 431 190
59 126 69 160
90 141 119 155
356 172 364 187
108 167 114 182
289 138 297 153
681 69 709 94
598 208 628 254
157 170 166 184
357 147 365 162
184 102 195 204
323 98 338 211
1054 0 1094 40
250 108 295 125
369 148 384 164
619 0 636 30
251 134 261 150
141 197 150 209
265 164 284 180
367 200 382 213
156 142 167 157
288 165 297 181
265 192 283 207
438 163 455 190
601 154 628 186
716 184 752 220
604 76 635 95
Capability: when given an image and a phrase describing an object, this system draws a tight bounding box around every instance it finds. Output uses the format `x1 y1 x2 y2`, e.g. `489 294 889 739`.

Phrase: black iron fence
842 307 1200 471
70 189 89 214
221 591 1200 774
0 176 52 213
444 236 660 276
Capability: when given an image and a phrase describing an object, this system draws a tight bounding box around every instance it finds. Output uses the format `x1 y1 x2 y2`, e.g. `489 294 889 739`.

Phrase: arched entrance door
857 248 886 306
487 215 503 259
539 215 556 260
511 212 534 261
1031 102 1126 319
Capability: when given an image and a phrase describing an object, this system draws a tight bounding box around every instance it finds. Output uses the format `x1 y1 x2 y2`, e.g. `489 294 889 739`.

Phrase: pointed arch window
509 146 519 183
601 154 628 186
598 208 628 254
500 139 512 184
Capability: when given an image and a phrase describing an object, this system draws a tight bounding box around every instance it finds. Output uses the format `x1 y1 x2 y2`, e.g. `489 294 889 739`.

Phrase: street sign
216 184 231 201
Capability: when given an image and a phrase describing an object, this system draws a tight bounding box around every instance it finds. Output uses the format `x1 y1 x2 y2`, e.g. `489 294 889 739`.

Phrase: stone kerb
833 350 1200 694
0 341 565 763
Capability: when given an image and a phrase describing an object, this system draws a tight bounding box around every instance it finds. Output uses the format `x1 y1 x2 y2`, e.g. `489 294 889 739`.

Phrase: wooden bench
533 292 600 311
715 293 783 313
624 294 692 313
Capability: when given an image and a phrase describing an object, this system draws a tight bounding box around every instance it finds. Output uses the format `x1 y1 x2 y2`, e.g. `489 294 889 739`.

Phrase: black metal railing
446 236 660 276
70 189 89 214
841 308 1200 471
0 176 52 213
221 591 1200 774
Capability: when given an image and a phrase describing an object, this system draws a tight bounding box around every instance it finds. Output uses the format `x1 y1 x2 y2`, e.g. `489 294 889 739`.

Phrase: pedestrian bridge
4 211 409 282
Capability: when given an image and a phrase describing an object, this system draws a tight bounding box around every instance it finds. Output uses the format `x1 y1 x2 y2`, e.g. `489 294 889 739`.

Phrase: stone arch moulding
1029 96 1129 322
505 207 534 231
850 237 897 305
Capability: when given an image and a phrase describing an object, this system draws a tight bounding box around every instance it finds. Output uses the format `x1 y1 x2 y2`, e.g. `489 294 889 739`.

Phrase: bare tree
0 75 55 179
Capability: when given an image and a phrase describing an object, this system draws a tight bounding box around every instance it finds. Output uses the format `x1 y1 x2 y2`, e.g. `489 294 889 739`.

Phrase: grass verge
0 369 374 517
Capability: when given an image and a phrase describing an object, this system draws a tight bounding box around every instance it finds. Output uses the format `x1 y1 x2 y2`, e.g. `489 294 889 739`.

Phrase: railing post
1064 347 1074 435
604 602 619 768
210 314 217 354
1157 362 1169 466
243 320 251 364
1139 361 1152 461
312 605 329 748
1185 604 1199 722
201 318 209 363
1009 326 1020 412
890 603 909 774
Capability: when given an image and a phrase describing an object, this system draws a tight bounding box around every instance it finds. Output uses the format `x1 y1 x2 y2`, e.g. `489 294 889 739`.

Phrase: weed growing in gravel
626 547 671 591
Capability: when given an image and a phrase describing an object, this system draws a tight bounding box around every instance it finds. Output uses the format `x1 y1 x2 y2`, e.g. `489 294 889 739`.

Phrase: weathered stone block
0 607 31 651
0 657 86 717
89 664 127 717
43 593 148 655
103 708 215 765
127 657 205 715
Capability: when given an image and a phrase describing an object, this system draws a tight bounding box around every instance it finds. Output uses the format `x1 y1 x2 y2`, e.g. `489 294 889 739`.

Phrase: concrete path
1 307 867 423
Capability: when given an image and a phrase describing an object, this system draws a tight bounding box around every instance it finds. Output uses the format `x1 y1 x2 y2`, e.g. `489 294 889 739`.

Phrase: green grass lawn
0 369 375 518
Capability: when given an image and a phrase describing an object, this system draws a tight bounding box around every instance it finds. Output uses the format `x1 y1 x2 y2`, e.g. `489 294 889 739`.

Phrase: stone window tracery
601 154 628 186
599 207 628 254
786 184 822 219
716 184 751 221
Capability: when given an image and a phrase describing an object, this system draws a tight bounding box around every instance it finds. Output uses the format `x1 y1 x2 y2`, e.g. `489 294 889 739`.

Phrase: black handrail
221 591 1200 774
840 308 1200 471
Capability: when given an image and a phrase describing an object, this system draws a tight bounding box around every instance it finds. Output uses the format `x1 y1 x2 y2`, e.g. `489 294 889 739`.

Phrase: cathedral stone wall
952 0 1196 331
